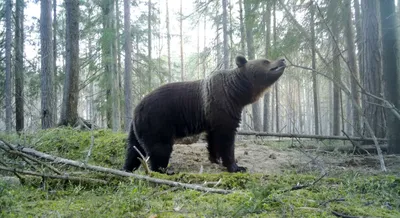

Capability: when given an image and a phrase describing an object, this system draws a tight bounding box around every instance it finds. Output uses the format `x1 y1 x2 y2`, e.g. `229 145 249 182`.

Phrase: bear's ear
235 55 248 68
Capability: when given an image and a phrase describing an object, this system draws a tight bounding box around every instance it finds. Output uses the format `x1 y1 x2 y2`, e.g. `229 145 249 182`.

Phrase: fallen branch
0 166 107 185
1 140 232 194
282 172 327 193
331 211 360 218
237 131 386 142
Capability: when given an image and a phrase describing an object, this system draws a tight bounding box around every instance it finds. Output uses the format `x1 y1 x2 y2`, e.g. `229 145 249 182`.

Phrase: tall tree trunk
273 1 280 132
297 79 303 133
310 1 319 135
5 0 12 132
343 0 361 136
111 0 120 131
263 2 271 132
53 0 58 124
380 0 400 153
15 0 24 132
40 0 55 129
244 0 261 131
353 0 363 81
116 0 123 127
180 0 184 81
361 0 386 138
101 0 112 128
328 0 341 136
239 0 247 130
148 0 152 89
222 0 229 69
166 0 172 82
60 0 80 126
203 15 207 79
124 0 133 132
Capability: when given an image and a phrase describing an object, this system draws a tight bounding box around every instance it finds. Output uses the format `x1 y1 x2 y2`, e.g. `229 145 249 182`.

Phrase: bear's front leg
210 130 246 173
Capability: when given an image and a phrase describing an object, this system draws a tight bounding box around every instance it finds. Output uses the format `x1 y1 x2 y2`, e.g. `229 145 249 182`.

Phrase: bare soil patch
169 140 400 174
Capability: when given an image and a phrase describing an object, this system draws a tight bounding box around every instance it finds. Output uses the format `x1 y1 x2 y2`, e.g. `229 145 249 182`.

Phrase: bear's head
235 55 286 103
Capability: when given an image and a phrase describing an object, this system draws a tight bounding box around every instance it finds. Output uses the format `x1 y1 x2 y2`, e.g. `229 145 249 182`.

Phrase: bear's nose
280 58 285 62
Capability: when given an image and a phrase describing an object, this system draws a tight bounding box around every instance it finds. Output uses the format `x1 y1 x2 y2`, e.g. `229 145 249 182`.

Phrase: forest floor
1 128 400 217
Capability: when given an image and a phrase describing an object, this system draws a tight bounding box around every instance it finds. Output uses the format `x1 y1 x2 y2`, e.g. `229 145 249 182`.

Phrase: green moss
1 128 400 217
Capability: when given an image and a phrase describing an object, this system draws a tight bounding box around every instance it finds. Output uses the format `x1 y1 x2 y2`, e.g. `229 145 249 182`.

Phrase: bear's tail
122 121 146 172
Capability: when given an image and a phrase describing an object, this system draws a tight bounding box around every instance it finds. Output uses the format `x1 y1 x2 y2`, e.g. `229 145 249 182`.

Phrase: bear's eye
263 60 270 65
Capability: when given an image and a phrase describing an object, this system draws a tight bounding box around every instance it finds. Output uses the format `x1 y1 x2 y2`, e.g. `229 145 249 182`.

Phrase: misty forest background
1 0 400 153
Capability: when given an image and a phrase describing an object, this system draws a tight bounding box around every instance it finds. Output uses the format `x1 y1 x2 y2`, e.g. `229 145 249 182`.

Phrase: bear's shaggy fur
123 55 286 173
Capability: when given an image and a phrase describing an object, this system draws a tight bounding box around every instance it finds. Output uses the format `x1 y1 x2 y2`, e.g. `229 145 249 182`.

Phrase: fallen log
237 131 387 142
0 140 232 194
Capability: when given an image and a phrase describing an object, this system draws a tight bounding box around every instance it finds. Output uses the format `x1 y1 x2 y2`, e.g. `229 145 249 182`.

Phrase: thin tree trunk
239 0 247 130
5 0 12 132
124 0 133 132
244 0 261 131
148 0 152 90
297 80 303 133
310 1 319 135
180 0 184 81
40 0 55 129
222 0 229 69
166 0 172 82
328 0 341 136
273 1 280 132
116 0 123 127
60 0 80 126
380 0 400 153
53 0 58 124
343 0 361 136
203 15 207 79
15 0 24 132
263 2 271 132
361 0 386 139
111 0 120 131
353 0 363 81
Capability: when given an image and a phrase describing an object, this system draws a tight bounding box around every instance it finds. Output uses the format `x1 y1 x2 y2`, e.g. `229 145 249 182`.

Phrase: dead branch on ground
0 139 232 194
237 131 386 142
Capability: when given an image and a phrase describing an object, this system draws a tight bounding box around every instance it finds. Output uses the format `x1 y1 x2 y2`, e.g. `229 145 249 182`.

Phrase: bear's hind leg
148 143 174 174
123 132 147 172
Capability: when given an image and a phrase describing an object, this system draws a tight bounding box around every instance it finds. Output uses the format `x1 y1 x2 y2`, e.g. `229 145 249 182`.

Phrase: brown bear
122 55 286 174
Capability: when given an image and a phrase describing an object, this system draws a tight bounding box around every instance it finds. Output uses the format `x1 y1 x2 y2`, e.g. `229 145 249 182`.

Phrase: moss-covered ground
1 128 399 217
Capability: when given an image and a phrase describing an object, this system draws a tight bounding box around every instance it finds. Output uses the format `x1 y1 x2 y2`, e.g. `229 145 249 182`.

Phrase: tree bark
353 0 363 81
15 0 24 132
166 0 172 82
180 0 184 81
273 1 280 133
148 0 152 88
238 0 247 130
124 0 133 132
361 0 386 139
53 0 58 124
222 0 229 70
111 0 120 131
5 0 12 132
244 0 262 131
343 0 362 136
40 0 55 129
380 0 400 154
328 0 341 136
60 0 80 127
310 1 319 135
263 2 271 132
